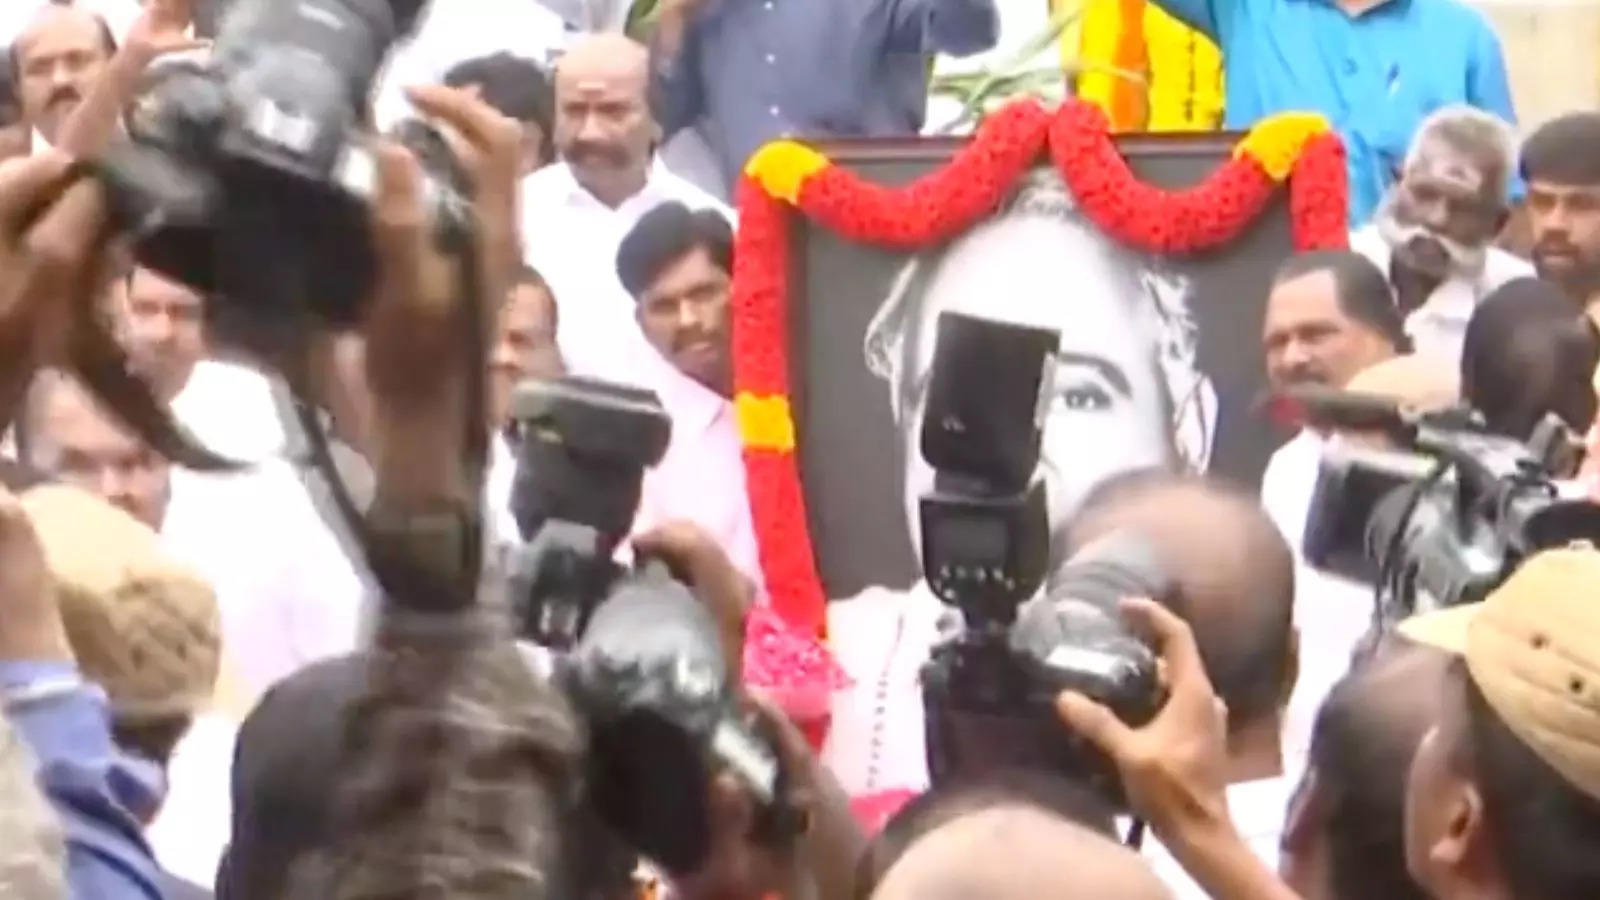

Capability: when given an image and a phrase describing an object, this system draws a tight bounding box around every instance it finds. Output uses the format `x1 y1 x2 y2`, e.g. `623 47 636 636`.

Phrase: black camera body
1304 408 1600 619
96 0 467 353
506 377 800 877
915 313 1165 804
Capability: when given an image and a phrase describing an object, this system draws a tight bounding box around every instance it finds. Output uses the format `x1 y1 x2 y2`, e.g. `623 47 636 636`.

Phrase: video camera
1300 390 1600 620
506 377 803 877
95 0 468 353
916 312 1165 806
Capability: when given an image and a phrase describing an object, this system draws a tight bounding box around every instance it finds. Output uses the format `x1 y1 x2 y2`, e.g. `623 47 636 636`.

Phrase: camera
94 0 468 354
1303 400 1600 619
916 312 1166 805
506 376 802 876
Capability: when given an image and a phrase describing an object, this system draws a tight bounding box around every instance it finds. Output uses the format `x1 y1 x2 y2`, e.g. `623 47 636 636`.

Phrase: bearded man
1351 105 1532 364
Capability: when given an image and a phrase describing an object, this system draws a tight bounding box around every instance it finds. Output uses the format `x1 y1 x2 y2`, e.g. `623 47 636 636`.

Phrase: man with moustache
520 32 730 390
9 3 116 151
1520 113 1600 319
1351 106 1531 363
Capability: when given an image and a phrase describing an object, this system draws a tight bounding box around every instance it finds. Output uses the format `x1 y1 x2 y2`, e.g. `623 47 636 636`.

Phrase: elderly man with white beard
1351 106 1531 364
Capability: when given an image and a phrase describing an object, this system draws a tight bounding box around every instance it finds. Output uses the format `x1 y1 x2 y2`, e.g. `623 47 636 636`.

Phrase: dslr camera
95 0 468 351
1303 403 1600 620
916 312 1166 805
506 377 802 877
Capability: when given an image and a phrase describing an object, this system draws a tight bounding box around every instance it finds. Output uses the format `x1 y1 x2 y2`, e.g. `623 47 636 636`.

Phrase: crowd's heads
870 804 1169 899
854 769 1117 899
114 267 208 404
1067 472 1297 749
553 33 658 207
864 167 1215 564
1281 638 1449 900
444 52 555 175
1400 548 1600 900
489 265 563 430
1460 276 1599 440
20 484 219 774
18 370 171 530
1521 112 1600 305
1376 106 1516 281
1263 250 1406 392
617 201 735 396
11 2 116 145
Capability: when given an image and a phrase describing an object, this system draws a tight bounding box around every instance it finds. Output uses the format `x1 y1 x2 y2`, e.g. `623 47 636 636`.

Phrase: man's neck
1226 722 1284 784
1334 0 1389 16
580 168 650 210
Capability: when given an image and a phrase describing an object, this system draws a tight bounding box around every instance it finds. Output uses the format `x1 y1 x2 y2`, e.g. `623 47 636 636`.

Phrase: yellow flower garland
1234 112 1333 181
735 392 797 453
742 141 829 205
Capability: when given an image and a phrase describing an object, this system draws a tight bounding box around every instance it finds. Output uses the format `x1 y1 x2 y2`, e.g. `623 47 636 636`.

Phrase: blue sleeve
1465 22 1522 202
1148 0 1225 42
650 17 706 140
2 661 166 900
887 0 1000 56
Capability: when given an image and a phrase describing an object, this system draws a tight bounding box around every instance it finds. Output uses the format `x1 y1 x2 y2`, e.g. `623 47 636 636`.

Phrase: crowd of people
0 0 1599 898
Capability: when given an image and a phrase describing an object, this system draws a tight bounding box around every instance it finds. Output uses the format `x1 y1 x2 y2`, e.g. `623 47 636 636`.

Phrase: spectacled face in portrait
868 172 1210 569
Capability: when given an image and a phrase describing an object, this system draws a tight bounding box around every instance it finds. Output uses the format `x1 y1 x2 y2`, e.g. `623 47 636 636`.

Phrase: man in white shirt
520 33 730 389
1067 475 1298 899
19 371 363 706
1351 105 1531 364
1257 252 1410 770
615 199 762 589
7 2 116 152
486 265 565 547
110 266 286 462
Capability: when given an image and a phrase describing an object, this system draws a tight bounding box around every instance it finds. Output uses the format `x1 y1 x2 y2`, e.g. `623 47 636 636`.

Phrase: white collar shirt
1349 224 1533 364
169 360 287 463
145 712 237 888
520 160 733 389
160 459 365 705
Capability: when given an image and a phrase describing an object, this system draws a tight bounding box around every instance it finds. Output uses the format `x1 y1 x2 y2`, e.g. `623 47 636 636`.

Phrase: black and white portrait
791 136 1297 598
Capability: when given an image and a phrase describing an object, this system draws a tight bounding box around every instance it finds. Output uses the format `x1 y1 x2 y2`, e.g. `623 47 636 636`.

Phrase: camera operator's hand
676 695 863 900
1055 597 1231 836
0 153 113 427
360 85 522 507
1056 598 1305 900
633 522 755 682
126 0 207 63
0 486 71 664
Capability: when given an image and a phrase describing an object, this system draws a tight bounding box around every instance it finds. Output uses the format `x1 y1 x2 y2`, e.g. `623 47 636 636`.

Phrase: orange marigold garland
734 98 1349 649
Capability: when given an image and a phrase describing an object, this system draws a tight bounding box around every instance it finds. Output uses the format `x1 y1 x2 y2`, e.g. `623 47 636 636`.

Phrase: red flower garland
733 99 1349 642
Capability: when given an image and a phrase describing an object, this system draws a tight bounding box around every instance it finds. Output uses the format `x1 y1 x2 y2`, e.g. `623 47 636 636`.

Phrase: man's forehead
17 7 106 59
1407 138 1491 193
1528 178 1600 199
37 381 140 450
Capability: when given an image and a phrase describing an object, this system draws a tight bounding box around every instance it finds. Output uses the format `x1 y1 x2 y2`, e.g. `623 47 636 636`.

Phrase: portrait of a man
863 167 1217 571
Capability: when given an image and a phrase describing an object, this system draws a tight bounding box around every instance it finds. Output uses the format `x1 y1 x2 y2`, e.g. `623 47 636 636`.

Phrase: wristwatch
363 496 484 614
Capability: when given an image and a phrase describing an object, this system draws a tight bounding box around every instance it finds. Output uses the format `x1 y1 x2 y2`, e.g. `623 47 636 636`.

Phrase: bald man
1067 472 1297 899
872 807 1172 900
519 34 730 389
11 3 116 148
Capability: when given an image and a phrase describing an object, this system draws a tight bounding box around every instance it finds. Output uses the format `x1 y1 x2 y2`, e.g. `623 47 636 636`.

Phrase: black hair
1521 113 1600 187
1454 664 1600 900
1272 250 1410 353
508 263 557 328
1461 277 1599 439
853 770 1117 900
1069 470 1295 738
1301 646 1439 900
615 201 733 299
443 52 554 161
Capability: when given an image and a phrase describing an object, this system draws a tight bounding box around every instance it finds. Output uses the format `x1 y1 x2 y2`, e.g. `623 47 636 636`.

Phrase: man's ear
1279 625 1301 713
1427 773 1494 886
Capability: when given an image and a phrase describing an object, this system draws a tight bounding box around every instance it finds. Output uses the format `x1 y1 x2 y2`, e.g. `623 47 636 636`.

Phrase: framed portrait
730 101 1347 624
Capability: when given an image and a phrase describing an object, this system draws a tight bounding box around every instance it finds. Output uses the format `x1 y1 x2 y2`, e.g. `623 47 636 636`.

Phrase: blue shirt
3 660 166 900
653 0 999 192
1155 0 1516 225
